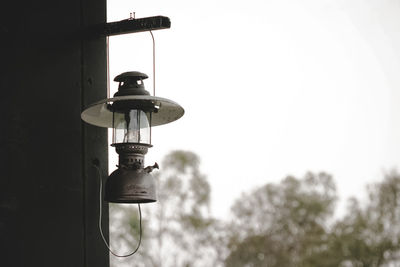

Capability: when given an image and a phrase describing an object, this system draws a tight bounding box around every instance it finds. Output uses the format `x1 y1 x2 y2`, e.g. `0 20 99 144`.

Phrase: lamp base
105 168 156 203
105 143 157 203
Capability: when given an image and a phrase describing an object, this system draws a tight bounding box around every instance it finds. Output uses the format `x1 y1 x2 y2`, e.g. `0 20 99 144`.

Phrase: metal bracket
102 16 171 37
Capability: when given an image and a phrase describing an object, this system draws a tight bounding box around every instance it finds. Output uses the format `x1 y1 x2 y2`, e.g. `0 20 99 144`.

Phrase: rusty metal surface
105 143 157 203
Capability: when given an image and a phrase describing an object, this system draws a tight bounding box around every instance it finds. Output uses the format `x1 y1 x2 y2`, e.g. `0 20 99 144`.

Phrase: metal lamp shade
81 95 184 129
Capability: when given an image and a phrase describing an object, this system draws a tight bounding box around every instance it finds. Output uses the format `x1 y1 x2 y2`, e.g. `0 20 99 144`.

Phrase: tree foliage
225 172 337 267
323 172 400 267
110 150 400 267
225 171 400 267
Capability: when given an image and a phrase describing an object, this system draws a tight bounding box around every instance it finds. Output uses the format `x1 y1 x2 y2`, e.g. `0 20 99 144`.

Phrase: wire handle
94 164 142 257
150 30 156 96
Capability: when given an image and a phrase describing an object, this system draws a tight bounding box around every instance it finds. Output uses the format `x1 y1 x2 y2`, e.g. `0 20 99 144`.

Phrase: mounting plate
102 16 171 36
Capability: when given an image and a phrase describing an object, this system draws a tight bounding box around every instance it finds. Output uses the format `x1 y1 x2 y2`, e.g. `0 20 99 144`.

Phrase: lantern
81 71 184 203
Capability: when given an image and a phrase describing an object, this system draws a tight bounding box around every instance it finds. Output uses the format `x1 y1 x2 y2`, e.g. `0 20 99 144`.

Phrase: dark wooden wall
0 0 109 266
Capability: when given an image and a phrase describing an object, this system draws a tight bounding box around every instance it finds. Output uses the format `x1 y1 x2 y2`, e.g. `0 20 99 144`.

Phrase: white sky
107 0 400 219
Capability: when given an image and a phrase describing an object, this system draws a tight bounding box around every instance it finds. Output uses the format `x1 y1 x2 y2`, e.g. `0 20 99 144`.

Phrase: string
94 164 142 257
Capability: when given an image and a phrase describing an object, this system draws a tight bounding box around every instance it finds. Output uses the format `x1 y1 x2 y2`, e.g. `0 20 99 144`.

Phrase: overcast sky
107 0 400 218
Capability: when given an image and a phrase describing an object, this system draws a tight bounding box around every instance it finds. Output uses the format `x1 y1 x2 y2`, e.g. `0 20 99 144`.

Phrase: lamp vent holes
127 158 142 164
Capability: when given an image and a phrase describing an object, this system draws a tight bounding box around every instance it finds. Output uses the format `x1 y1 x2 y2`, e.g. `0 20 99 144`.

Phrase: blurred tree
322 171 400 267
225 171 400 267
109 203 156 267
225 172 337 267
109 150 400 267
110 150 221 267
